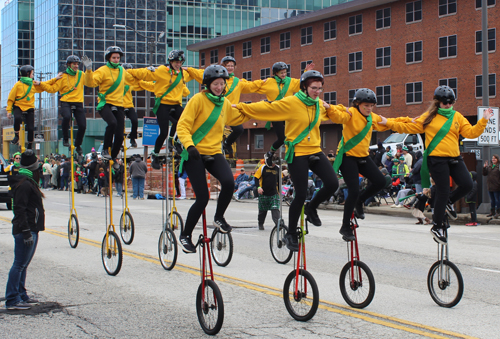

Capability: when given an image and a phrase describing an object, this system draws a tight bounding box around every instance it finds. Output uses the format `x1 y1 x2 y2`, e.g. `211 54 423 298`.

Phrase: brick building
188 0 499 160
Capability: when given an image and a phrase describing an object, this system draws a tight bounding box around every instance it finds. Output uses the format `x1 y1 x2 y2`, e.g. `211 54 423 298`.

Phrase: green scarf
96 66 123 111
14 162 20 168
179 93 224 172
421 109 456 188
19 168 33 178
17 78 33 102
152 70 182 114
333 110 373 174
107 61 120 69
60 70 82 97
283 91 320 163
66 67 77 76
265 76 292 130
225 76 239 98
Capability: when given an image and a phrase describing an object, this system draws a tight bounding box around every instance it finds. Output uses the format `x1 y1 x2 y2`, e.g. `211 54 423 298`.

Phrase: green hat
402 146 408 151
13 152 21 158
399 156 405 161
387 151 392 157
393 158 399 163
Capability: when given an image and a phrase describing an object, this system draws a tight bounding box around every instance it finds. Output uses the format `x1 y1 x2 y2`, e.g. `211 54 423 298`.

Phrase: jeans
5 232 39 307
116 182 123 196
132 177 145 198
414 183 423 194
238 185 255 199
489 191 500 209
60 173 69 190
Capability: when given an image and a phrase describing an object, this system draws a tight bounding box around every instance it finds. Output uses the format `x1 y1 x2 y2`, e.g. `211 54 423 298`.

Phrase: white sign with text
477 106 499 145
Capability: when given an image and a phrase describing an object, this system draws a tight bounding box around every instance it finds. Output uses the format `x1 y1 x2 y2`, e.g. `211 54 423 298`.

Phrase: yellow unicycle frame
119 123 135 245
168 148 183 231
68 112 79 248
19 113 26 153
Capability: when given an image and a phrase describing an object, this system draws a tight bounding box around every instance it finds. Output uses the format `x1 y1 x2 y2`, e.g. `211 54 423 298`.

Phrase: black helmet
434 85 455 104
202 65 229 89
220 56 236 66
19 65 34 77
121 63 132 70
167 50 185 64
104 46 124 61
299 70 324 92
66 55 81 65
272 62 288 75
352 88 377 106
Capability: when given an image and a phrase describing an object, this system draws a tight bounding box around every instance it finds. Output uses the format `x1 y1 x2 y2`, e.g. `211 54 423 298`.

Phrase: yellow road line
0 217 476 339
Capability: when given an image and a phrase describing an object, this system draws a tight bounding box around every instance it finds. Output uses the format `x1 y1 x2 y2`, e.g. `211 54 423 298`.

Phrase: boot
486 208 495 218
495 208 500 219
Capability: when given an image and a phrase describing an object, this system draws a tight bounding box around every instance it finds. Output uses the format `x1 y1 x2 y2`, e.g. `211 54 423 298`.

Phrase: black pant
155 104 183 153
287 152 338 235
98 104 124 159
258 208 280 227
427 156 472 226
339 155 386 226
13 106 35 144
271 121 285 151
225 125 244 145
61 102 86 147
469 202 477 222
124 107 138 140
182 154 234 237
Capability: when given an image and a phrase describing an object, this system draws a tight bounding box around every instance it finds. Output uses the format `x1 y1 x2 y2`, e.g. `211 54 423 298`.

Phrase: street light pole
480 0 490 213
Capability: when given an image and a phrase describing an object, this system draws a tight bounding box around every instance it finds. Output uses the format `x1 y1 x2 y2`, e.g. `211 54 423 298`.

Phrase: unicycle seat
308 155 320 166
70 105 76 111
201 155 215 164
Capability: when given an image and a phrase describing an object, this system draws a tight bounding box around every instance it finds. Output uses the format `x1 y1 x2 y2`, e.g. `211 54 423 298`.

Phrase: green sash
60 71 83 97
123 85 130 96
421 110 456 188
96 66 123 111
333 113 372 173
179 94 224 172
16 81 33 102
152 70 182 115
225 77 239 97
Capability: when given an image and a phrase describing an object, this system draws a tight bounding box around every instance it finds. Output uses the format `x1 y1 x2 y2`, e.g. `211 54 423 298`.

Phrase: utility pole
480 0 490 213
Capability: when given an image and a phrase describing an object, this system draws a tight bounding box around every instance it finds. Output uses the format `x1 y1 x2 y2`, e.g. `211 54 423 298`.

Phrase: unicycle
283 205 319 321
339 213 375 308
168 148 184 232
19 111 28 152
427 218 463 308
101 150 123 276
67 106 80 248
158 155 178 271
119 117 135 245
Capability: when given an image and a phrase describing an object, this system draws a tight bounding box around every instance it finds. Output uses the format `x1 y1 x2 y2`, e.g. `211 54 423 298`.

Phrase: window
255 135 264 149
348 52 363 72
243 41 252 58
406 82 423 104
476 74 496 98
324 91 337 105
349 14 362 35
476 0 495 8
439 35 457 58
476 28 496 53
406 1 422 23
406 41 423 63
324 56 337 75
300 60 313 73
260 68 270 80
324 20 336 41
242 71 252 81
200 52 205 66
210 49 218 64
376 47 391 68
225 45 234 57
439 78 458 98
280 32 291 50
348 89 357 106
376 8 391 29
301 26 313 45
286 64 291 77
261 36 270 54
376 86 391 106
439 0 457 16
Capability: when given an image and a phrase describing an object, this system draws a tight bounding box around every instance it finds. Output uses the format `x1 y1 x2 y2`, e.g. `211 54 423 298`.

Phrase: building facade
189 0 499 159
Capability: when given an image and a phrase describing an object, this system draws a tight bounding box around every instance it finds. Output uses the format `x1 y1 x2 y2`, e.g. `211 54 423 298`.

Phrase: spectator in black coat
465 171 478 226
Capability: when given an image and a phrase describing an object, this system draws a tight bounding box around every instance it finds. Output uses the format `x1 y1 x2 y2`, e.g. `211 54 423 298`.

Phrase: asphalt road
1 190 499 338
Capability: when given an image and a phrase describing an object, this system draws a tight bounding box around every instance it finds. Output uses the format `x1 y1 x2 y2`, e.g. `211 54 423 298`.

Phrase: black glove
23 231 34 247
187 146 200 161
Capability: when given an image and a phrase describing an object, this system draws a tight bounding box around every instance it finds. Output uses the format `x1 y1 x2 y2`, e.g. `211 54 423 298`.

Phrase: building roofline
187 0 398 52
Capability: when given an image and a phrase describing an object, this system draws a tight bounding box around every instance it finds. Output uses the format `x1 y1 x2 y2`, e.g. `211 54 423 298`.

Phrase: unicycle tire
119 211 135 245
427 260 464 308
210 229 233 267
283 269 319 321
101 231 123 276
168 211 184 232
269 224 293 264
68 214 79 248
196 279 224 335
339 260 375 309
158 227 178 271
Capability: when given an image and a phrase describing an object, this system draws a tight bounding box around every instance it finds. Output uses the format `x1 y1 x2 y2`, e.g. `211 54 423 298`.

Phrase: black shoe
258 224 264 230
151 152 161 170
283 233 299 252
304 203 321 226
130 139 137 148
179 235 196 253
339 226 355 242
101 149 111 160
167 138 174 150
446 202 458 220
75 146 83 155
354 201 365 220
63 139 70 147
173 139 184 155
11 135 19 145
213 217 232 233
430 225 447 244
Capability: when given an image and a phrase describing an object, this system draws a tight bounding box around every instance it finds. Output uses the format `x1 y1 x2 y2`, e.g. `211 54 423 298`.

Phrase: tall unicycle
168 148 184 232
67 106 80 248
101 149 123 276
270 146 292 264
120 118 135 245
158 155 178 270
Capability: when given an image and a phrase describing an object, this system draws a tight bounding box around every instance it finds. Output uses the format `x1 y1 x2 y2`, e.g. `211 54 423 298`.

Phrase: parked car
370 133 425 154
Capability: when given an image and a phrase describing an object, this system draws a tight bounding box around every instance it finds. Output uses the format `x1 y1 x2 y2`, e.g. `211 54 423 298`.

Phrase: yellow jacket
177 92 250 155
42 71 89 103
123 77 143 108
254 77 301 101
236 96 349 157
386 111 488 157
85 66 135 107
127 65 193 105
186 68 262 104
137 80 190 98
7 81 45 112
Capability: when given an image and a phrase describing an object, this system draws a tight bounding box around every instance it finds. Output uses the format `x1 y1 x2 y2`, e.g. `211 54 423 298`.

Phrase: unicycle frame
294 206 309 291
276 146 285 246
105 148 118 248
436 226 450 282
169 149 179 228
348 213 363 284
19 111 28 152
121 119 131 222
69 107 79 233
197 210 216 299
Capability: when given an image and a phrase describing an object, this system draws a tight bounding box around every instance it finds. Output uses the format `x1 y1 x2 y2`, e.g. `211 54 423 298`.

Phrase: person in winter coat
129 155 148 199
482 154 500 218
374 141 385 167
411 151 423 193
465 171 479 226
383 151 394 174
5 150 45 310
